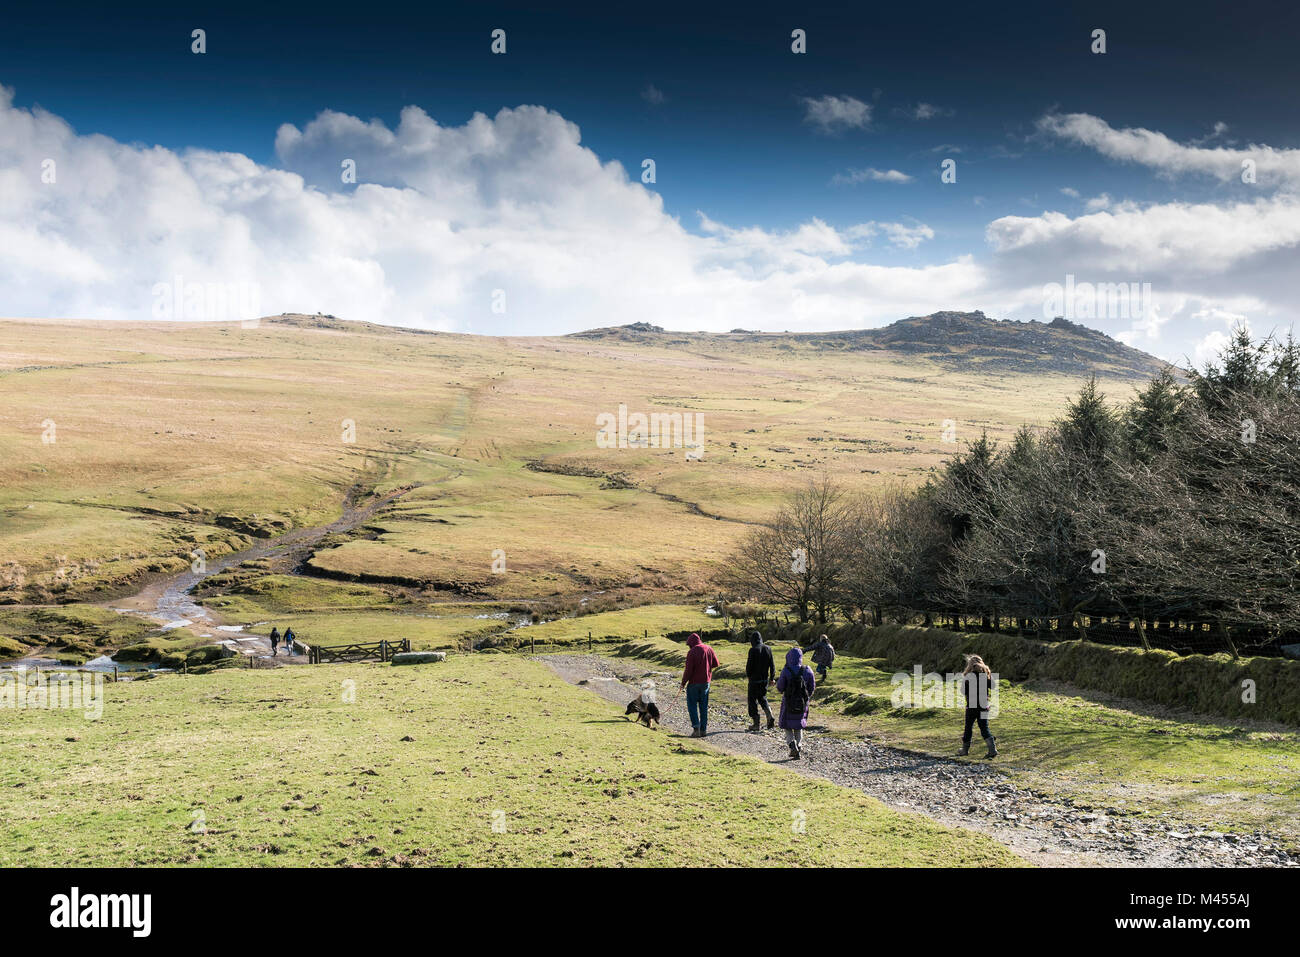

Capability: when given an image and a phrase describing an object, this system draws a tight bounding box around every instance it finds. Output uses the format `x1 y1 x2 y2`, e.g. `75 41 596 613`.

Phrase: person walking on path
745 629 776 732
776 646 815 760
958 654 998 757
679 632 721 738
269 626 281 657
282 626 296 655
807 634 835 681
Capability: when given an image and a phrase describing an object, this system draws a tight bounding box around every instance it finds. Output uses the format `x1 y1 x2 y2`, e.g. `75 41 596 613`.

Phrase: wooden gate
309 638 411 664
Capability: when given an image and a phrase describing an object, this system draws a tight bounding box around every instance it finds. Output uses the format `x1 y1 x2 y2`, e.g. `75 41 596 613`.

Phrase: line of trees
721 329 1300 656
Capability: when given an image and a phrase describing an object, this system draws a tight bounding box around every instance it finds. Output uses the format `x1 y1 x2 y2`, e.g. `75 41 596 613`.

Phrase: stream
101 483 420 659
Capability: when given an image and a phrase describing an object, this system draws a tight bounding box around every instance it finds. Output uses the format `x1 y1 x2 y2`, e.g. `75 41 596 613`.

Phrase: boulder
391 651 446 666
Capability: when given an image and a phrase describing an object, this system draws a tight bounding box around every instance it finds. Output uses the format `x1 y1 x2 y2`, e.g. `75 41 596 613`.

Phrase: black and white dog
624 682 661 728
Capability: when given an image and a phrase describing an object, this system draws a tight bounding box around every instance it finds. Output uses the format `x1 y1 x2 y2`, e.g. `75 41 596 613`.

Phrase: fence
308 638 411 664
515 630 645 655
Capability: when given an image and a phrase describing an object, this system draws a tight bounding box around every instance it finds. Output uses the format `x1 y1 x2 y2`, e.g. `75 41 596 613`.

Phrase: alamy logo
595 403 705 458
151 273 261 322
890 666 1000 717
1 668 103 720
1042 274 1152 321
49 887 151 937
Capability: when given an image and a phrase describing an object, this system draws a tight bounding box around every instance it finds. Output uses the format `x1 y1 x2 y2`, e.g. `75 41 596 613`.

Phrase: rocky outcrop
568 312 1173 380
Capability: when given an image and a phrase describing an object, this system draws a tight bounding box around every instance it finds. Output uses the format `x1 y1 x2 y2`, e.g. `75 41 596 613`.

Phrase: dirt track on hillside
104 483 421 662
537 652 1299 869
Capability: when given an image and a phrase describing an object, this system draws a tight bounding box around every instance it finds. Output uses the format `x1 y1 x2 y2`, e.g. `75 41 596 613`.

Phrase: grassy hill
0 312 1155 617
2 314 1293 868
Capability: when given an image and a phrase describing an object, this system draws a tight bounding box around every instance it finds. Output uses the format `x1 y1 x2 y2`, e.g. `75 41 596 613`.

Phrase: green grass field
0 654 1021 867
612 635 1300 841
197 575 720 653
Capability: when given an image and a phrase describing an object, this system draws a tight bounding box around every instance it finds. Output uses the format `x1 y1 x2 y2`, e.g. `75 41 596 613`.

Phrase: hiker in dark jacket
958 654 997 757
282 626 296 655
679 633 721 738
745 630 776 731
269 627 280 657
807 634 835 681
776 647 815 760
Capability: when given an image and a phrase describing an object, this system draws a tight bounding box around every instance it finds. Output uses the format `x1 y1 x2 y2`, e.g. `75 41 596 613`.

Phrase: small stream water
2 485 418 668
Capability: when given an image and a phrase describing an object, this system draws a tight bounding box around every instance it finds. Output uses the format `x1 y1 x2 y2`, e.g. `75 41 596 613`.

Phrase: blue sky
3 0 1299 361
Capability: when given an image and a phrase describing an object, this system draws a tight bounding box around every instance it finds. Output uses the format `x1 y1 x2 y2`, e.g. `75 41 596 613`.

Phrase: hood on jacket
785 647 803 669
749 630 763 646
687 633 702 648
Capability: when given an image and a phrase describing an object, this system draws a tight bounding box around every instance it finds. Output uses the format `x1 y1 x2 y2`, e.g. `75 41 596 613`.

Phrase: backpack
784 669 809 714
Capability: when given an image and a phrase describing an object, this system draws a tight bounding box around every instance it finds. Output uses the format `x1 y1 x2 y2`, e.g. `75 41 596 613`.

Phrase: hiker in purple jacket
776 646 815 760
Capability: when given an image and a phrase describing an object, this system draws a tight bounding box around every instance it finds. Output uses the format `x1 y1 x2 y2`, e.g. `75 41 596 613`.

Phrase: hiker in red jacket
679 632 721 738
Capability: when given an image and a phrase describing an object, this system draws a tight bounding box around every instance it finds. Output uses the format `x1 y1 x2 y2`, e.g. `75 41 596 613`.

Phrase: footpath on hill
537 652 1299 869
102 483 424 665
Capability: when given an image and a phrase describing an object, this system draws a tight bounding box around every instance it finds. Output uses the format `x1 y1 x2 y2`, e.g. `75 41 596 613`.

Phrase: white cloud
992 111 1300 360
986 195 1300 273
881 222 934 249
0 86 979 333
641 84 666 106
898 102 953 121
1191 305 1249 327
800 95 872 133
850 221 935 250
3 87 1298 365
982 193 1300 361
1037 111 1300 186
1192 329 1233 367
830 167 913 185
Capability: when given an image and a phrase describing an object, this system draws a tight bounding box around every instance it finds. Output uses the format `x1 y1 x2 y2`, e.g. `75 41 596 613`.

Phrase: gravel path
537 652 1298 869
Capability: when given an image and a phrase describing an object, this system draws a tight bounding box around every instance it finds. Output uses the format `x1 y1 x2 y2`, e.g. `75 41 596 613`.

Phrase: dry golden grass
0 315 1115 601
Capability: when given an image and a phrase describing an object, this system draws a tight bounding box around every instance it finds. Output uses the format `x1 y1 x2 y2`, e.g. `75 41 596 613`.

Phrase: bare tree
722 476 855 623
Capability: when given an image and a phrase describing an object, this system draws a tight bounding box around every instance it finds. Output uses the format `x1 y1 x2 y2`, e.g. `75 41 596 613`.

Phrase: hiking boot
788 743 800 759
748 720 760 732
766 716 776 730
690 728 701 738
957 742 970 756
985 736 998 758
